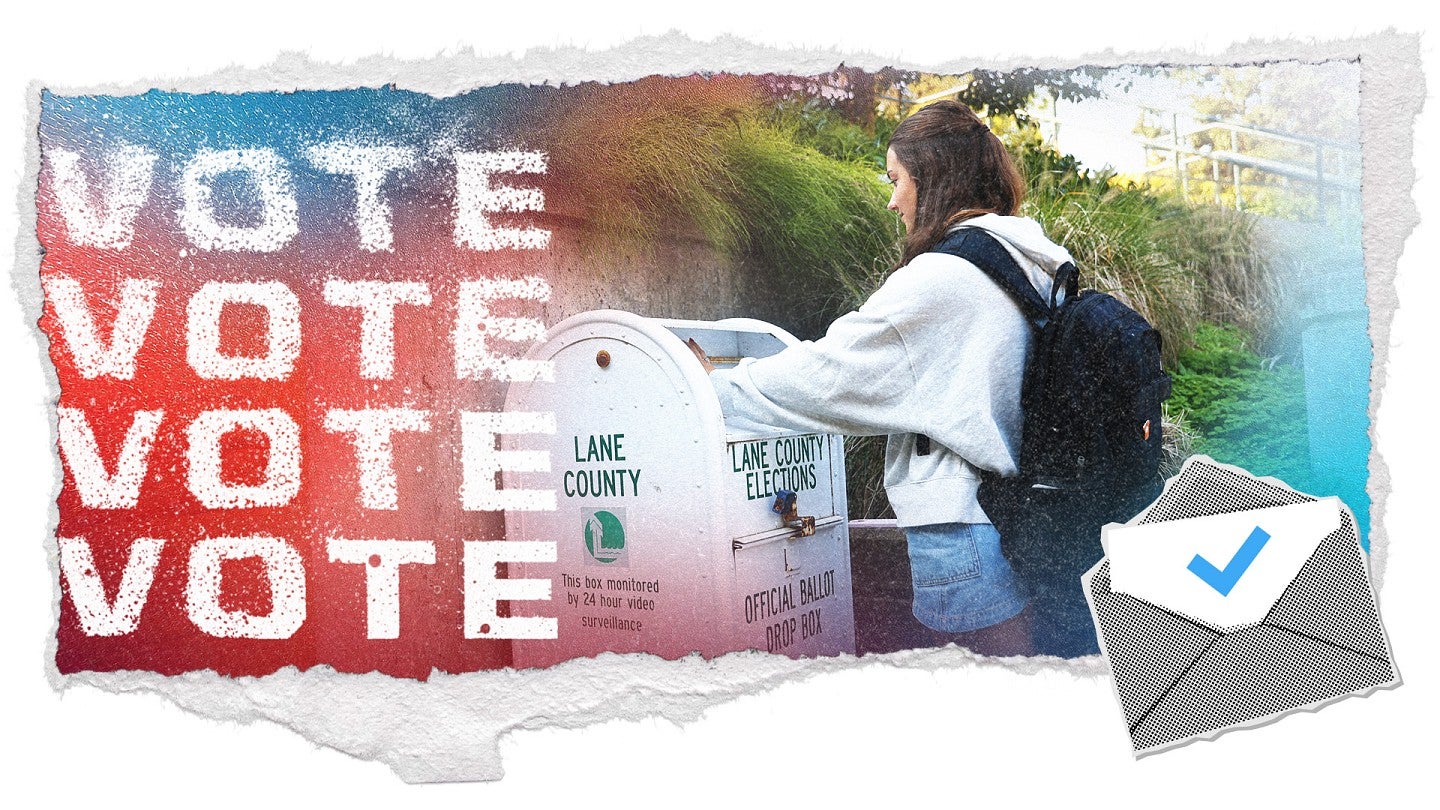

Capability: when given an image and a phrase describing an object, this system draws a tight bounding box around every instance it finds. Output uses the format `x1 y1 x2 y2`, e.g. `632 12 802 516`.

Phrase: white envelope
1083 457 1400 756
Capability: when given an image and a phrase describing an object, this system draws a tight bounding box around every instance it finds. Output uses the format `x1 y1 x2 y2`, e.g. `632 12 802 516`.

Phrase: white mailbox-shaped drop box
503 310 856 669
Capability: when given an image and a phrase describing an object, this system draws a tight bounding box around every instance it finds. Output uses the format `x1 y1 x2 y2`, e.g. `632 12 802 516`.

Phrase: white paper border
2 2 1432 801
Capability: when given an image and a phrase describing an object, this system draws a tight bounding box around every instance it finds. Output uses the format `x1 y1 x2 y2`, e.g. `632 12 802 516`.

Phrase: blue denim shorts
904 522 1029 633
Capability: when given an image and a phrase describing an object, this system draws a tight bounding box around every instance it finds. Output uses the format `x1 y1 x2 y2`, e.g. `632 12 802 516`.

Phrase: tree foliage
946 67 1109 118
776 66 1110 132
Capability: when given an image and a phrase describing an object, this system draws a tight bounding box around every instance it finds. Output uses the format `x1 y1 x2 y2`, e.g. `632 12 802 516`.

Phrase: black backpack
929 227 1172 656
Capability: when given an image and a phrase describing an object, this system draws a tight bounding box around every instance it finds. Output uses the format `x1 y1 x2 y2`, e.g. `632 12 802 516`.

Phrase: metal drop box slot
504 310 856 669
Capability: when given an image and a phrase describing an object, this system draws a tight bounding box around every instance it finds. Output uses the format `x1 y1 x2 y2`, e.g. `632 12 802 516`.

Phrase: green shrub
1012 135 1279 365
844 435 894 521
721 122 900 333
765 99 894 169
524 81 901 336
1169 323 1311 487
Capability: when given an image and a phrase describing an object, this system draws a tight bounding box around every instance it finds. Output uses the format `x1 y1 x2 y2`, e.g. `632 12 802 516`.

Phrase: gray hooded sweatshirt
708 214 1073 527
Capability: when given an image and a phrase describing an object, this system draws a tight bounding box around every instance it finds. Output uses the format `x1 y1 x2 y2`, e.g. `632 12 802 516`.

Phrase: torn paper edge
8 31 1422 781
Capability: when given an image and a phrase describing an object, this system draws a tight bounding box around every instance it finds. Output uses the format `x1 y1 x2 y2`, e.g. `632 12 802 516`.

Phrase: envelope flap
1264 504 1392 660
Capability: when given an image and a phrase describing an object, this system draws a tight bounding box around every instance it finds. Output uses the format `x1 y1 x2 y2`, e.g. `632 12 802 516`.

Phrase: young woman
693 100 1075 656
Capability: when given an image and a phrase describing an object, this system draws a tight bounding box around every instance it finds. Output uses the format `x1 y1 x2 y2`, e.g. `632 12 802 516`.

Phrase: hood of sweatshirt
950 213 1074 300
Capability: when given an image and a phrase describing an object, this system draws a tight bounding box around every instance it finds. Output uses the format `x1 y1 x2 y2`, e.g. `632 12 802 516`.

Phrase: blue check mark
1188 526 1271 596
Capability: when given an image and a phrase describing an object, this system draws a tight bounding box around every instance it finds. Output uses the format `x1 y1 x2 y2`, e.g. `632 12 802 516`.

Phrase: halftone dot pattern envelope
1084 457 1399 756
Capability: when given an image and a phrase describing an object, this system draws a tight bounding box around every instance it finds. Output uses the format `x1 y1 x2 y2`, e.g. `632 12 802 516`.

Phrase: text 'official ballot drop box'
503 310 856 669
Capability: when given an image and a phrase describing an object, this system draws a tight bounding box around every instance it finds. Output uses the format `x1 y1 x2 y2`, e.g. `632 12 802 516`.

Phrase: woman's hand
686 338 716 375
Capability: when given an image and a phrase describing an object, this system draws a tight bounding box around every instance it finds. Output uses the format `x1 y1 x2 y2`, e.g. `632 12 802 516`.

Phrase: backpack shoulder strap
930 228 1073 328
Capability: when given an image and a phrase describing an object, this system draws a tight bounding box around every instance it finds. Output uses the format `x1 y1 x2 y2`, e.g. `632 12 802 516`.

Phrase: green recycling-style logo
583 508 627 565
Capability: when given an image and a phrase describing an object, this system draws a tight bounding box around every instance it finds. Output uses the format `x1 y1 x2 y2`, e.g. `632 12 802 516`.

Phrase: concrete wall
539 217 827 341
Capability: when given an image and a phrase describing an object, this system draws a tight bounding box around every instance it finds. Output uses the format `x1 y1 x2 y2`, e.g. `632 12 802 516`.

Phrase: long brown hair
888 100 1025 267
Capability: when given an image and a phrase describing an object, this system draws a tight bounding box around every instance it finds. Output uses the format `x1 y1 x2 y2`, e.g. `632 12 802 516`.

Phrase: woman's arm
707 305 919 438
700 253 1028 475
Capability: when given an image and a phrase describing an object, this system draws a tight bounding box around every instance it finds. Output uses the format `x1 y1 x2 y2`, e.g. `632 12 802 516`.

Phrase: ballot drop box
504 310 856 668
